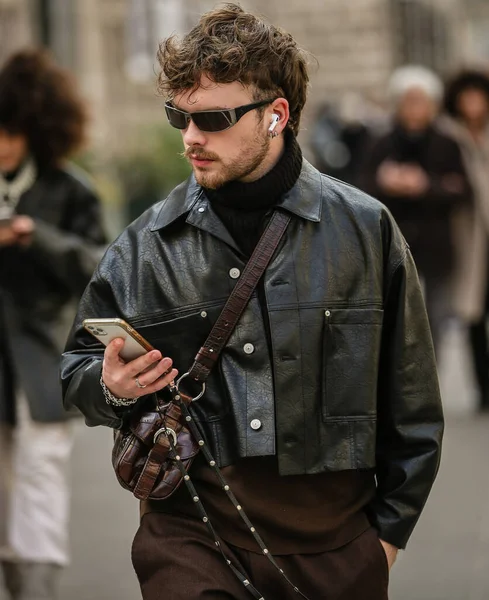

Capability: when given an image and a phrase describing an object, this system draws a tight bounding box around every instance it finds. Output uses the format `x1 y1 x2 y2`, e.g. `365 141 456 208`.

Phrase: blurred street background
4 0 489 236
2 0 489 598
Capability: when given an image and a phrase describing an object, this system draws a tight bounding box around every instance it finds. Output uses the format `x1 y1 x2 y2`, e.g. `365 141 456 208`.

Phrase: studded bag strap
163 396 312 600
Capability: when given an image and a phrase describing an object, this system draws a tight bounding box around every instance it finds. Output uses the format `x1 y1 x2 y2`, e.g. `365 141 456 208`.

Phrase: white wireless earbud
268 114 280 133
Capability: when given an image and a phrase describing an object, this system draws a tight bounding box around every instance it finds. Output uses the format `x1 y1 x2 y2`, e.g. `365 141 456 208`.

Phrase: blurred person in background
360 65 472 356
0 50 106 599
440 70 489 411
61 5 442 599
309 93 376 187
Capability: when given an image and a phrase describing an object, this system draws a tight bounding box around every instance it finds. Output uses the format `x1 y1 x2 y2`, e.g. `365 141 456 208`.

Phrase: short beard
189 131 270 190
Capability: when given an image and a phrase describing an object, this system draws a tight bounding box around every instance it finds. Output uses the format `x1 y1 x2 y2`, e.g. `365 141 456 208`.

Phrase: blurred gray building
1 0 489 155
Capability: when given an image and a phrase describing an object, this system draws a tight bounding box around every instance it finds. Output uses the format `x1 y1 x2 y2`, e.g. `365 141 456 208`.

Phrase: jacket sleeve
60 269 131 430
365 213 444 549
416 138 472 207
23 183 108 297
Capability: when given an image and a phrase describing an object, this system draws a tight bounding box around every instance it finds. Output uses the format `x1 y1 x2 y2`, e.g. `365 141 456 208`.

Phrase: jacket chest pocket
135 306 222 373
322 307 383 420
135 304 231 420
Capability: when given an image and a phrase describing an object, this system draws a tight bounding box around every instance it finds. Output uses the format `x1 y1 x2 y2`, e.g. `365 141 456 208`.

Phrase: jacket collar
276 159 322 222
150 158 322 233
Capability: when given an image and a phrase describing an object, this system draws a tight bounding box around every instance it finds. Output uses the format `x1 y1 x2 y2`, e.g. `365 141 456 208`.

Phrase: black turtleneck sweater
206 132 302 357
205 130 303 256
145 133 375 555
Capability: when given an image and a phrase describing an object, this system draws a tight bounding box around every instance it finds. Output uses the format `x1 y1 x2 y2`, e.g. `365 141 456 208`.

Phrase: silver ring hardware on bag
176 372 205 401
135 376 147 389
153 426 178 446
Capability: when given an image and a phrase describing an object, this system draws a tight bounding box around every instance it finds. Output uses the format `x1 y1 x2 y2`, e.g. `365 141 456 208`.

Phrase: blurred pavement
2 323 488 599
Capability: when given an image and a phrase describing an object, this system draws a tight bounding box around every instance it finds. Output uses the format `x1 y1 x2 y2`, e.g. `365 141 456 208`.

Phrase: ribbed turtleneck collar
204 130 303 211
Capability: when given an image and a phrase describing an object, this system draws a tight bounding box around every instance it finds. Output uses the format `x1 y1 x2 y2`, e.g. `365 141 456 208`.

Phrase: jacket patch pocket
322 308 383 420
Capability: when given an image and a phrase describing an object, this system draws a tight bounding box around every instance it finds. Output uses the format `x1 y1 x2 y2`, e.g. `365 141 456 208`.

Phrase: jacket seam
385 241 409 296
348 421 355 467
269 300 384 311
130 298 228 326
292 248 307 469
323 415 377 422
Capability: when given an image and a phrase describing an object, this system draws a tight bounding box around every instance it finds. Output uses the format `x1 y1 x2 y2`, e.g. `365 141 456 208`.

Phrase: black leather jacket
0 166 106 423
61 160 443 549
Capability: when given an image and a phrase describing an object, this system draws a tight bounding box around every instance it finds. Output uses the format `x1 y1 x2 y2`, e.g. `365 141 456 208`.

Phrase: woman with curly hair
0 49 106 599
441 69 489 412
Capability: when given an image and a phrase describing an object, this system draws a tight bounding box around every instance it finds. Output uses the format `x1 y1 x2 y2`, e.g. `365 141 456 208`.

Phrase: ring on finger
135 377 147 389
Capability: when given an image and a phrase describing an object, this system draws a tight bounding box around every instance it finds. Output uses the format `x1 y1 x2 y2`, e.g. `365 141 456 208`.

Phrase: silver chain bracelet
100 375 139 407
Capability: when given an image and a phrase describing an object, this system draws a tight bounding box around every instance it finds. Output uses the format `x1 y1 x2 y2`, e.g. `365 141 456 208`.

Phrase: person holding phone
62 5 443 599
0 50 106 599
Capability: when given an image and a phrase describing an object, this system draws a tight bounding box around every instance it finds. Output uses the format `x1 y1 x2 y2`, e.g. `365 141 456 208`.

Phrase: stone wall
0 0 33 61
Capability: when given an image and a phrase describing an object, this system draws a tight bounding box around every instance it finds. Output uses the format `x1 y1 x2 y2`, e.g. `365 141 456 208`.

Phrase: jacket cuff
62 358 123 429
365 500 416 549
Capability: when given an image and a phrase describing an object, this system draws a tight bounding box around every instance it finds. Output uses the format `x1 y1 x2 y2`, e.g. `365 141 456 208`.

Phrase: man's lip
190 156 215 167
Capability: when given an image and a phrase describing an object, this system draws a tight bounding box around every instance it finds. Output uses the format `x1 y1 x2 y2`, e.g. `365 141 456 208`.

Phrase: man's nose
182 120 207 147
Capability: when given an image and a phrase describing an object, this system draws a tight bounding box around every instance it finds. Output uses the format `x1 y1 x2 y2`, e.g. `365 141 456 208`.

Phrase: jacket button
229 268 241 279
243 343 255 354
250 419 262 430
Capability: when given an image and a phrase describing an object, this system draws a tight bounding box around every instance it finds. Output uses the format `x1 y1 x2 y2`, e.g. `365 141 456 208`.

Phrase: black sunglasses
164 99 275 132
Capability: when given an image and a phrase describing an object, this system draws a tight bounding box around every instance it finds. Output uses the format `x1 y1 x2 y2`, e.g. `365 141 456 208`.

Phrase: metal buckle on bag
153 427 178 446
175 372 206 402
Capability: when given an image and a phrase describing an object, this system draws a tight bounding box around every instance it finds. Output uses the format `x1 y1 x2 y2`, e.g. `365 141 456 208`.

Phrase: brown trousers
131 512 389 600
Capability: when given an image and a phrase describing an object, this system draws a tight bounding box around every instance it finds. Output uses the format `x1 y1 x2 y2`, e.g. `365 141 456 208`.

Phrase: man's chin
194 170 226 190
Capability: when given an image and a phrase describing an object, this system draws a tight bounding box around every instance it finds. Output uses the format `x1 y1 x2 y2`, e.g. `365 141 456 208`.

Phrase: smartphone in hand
83 318 154 362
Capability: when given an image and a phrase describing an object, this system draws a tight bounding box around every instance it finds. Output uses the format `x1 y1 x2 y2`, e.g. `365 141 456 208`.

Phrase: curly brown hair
0 48 88 169
157 3 310 135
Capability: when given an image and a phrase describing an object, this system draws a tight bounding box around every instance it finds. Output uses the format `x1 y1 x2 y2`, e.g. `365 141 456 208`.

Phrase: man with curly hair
0 49 106 599
62 4 443 599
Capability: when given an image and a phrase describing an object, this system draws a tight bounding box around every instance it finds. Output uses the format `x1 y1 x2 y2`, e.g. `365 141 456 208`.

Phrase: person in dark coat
360 65 473 355
0 49 106 599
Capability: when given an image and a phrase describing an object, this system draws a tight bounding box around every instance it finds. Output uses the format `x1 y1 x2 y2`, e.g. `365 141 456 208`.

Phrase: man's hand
0 222 18 246
102 338 178 400
376 161 405 195
11 215 35 246
401 165 429 197
377 161 429 197
0 215 35 247
379 539 399 570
